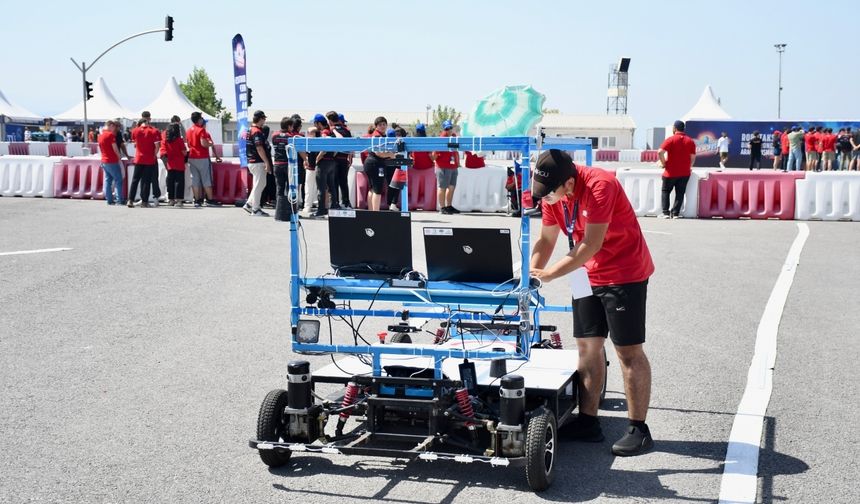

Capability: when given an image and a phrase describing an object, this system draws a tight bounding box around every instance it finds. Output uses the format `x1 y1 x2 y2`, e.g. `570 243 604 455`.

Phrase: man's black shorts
572 279 648 346
363 155 386 195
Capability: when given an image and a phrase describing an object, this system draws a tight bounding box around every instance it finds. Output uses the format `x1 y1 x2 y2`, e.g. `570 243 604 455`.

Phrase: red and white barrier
408 167 437 211
27 142 49 156
48 143 67 157
619 150 641 163
640 150 659 163
8 142 29 156
795 172 860 221
0 156 56 197
615 168 700 218
211 161 250 204
52 157 129 200
698 171 804 220
595 150 620 162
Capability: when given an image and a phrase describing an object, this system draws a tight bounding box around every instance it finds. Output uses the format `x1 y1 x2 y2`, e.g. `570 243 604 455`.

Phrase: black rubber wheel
600 346 608 405
256 389 292 467
525 407 557 492
390 332 412 344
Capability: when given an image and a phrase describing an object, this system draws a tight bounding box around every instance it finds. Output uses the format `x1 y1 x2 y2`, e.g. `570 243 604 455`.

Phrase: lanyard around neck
561 197 579 251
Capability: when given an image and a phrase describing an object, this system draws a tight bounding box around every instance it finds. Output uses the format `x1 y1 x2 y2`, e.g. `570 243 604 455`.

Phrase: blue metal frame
284 135 592 378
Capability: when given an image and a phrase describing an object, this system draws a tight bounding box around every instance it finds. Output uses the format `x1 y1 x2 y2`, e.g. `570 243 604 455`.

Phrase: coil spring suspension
335 382 360 436
550 331 562 349
454 388 475 425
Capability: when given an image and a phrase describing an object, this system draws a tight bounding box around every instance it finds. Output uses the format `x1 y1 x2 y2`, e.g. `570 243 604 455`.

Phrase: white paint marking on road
718 223 809 504
0 247 73 257
642 230 672 235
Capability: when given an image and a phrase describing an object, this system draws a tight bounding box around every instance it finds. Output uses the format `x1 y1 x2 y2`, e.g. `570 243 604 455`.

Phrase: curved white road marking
718 223 809 504
0 247 73 257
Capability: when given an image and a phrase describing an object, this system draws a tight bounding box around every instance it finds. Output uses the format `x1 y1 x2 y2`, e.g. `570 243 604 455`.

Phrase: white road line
0 247 73 257
718 223 809 504
642 230 672 235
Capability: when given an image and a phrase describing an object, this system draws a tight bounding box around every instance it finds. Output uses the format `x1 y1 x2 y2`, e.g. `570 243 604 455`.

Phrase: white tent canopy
681 85 731 121
140 77 221 143
53 77 136 123
0 88 41 122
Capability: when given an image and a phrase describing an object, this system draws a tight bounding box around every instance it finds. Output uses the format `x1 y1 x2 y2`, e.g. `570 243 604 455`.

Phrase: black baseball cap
531 149 576 200
253 110 267 121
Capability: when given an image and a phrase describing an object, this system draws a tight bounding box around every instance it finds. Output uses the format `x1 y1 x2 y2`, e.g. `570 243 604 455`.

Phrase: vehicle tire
525 407 557 492
390 332 412 344
256 389 292 467
599 346 608 406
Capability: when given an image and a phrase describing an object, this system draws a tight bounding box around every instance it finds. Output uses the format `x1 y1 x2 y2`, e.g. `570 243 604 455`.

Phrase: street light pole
774 43 786 119
69 18 174 155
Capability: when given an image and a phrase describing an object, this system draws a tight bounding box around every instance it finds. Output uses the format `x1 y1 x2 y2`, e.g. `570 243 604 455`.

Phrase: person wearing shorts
529 149 655 457
362 116 394 211
433 120 460 214
805 128 819 171
186 112 222 207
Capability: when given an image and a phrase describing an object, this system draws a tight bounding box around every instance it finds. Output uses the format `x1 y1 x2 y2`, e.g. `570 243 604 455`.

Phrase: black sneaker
242 203 252 214
447 206 461 214
311 210 328 218
611 424 654 456
559 415 604 442
205 200 222 207
250 209 270 217
440 207 453 215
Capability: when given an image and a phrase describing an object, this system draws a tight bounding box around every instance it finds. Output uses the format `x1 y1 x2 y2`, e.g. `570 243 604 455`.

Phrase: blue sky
2 1 855 146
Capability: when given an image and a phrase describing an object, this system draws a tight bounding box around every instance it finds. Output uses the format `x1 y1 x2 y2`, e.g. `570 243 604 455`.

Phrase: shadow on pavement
268 416 807 503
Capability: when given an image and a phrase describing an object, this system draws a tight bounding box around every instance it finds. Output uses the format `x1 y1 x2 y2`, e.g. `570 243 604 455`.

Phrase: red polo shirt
541 166 654 286
163 137 187 171
658 132 696 178
412 151 433 169
132 125 161 165
186 124 213 159
434 132 459 169
98 131 119 164
821 133 837 152
464 151 486 168
781 133 790 155
804 132 817 152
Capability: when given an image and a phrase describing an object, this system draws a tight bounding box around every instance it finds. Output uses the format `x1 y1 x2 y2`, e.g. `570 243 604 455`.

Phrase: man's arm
532 222 609 282
256 144 272 173
153 141 160 161
690 154 696 167
529 222 561 271
658 149 667 167
112 142 121 161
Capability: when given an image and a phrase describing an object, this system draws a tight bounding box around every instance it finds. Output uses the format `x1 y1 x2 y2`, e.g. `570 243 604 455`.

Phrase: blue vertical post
288 146 301 328
586 144 593 167
519 144 531 290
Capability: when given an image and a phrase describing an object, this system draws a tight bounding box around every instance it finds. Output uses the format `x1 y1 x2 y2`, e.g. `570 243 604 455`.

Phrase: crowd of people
770 126 860 172
241 110 472 218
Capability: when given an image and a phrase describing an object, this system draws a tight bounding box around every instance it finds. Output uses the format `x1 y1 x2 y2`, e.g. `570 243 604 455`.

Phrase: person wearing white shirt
717 132 730 168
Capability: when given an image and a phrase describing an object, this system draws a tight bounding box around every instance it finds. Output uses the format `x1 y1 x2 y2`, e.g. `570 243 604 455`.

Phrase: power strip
389 278 425 288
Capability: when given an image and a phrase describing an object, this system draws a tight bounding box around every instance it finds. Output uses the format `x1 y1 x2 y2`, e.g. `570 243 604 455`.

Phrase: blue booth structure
249 135 597 492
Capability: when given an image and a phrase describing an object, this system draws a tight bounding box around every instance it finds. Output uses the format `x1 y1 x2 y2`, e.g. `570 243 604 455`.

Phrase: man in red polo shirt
97 120 124 206
657 120 697 218
432 120 460 214
186 112 222 207
128 118 161 208
530 149 655 457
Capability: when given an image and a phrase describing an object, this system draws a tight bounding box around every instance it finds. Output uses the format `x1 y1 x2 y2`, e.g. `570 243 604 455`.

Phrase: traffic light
85 81 94 101
247 87 253 107
165 16 174 41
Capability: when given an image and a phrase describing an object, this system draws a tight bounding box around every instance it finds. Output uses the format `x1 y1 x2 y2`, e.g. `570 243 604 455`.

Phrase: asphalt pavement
0 197 857 503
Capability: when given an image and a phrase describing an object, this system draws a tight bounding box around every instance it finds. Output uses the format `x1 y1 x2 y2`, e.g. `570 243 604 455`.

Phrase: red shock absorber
335 382 359 436
550 331 562 349
454 388 475 425
434 327 446 344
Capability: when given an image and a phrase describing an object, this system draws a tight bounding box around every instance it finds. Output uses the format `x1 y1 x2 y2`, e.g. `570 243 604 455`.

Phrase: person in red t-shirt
780 127 791 171
804 127 819 171
162 123 188 207
387 126 410 211
362 116 395 211
820 127 837 171
128 118 161 208
97 120 124 205
186 112 222 207
411 123 434 169
657 120 697 218
432 120 460 214
529 149 655 457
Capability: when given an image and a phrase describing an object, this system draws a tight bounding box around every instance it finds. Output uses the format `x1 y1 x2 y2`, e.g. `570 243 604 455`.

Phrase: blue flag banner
232 34 249 167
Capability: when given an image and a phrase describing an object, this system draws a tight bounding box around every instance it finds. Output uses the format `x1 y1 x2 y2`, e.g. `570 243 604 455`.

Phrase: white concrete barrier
572 150 587 163
66 143 84 157
27 142 49 156
0 142 9 156
222 144 234 158
0 156 56 197
619 149 641 163
451 164 508 212
795 172 860 221
615 168 699 218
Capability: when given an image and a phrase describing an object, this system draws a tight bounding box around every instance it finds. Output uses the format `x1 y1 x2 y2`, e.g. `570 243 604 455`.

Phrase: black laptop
328 209 413 278
423 227 514 284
